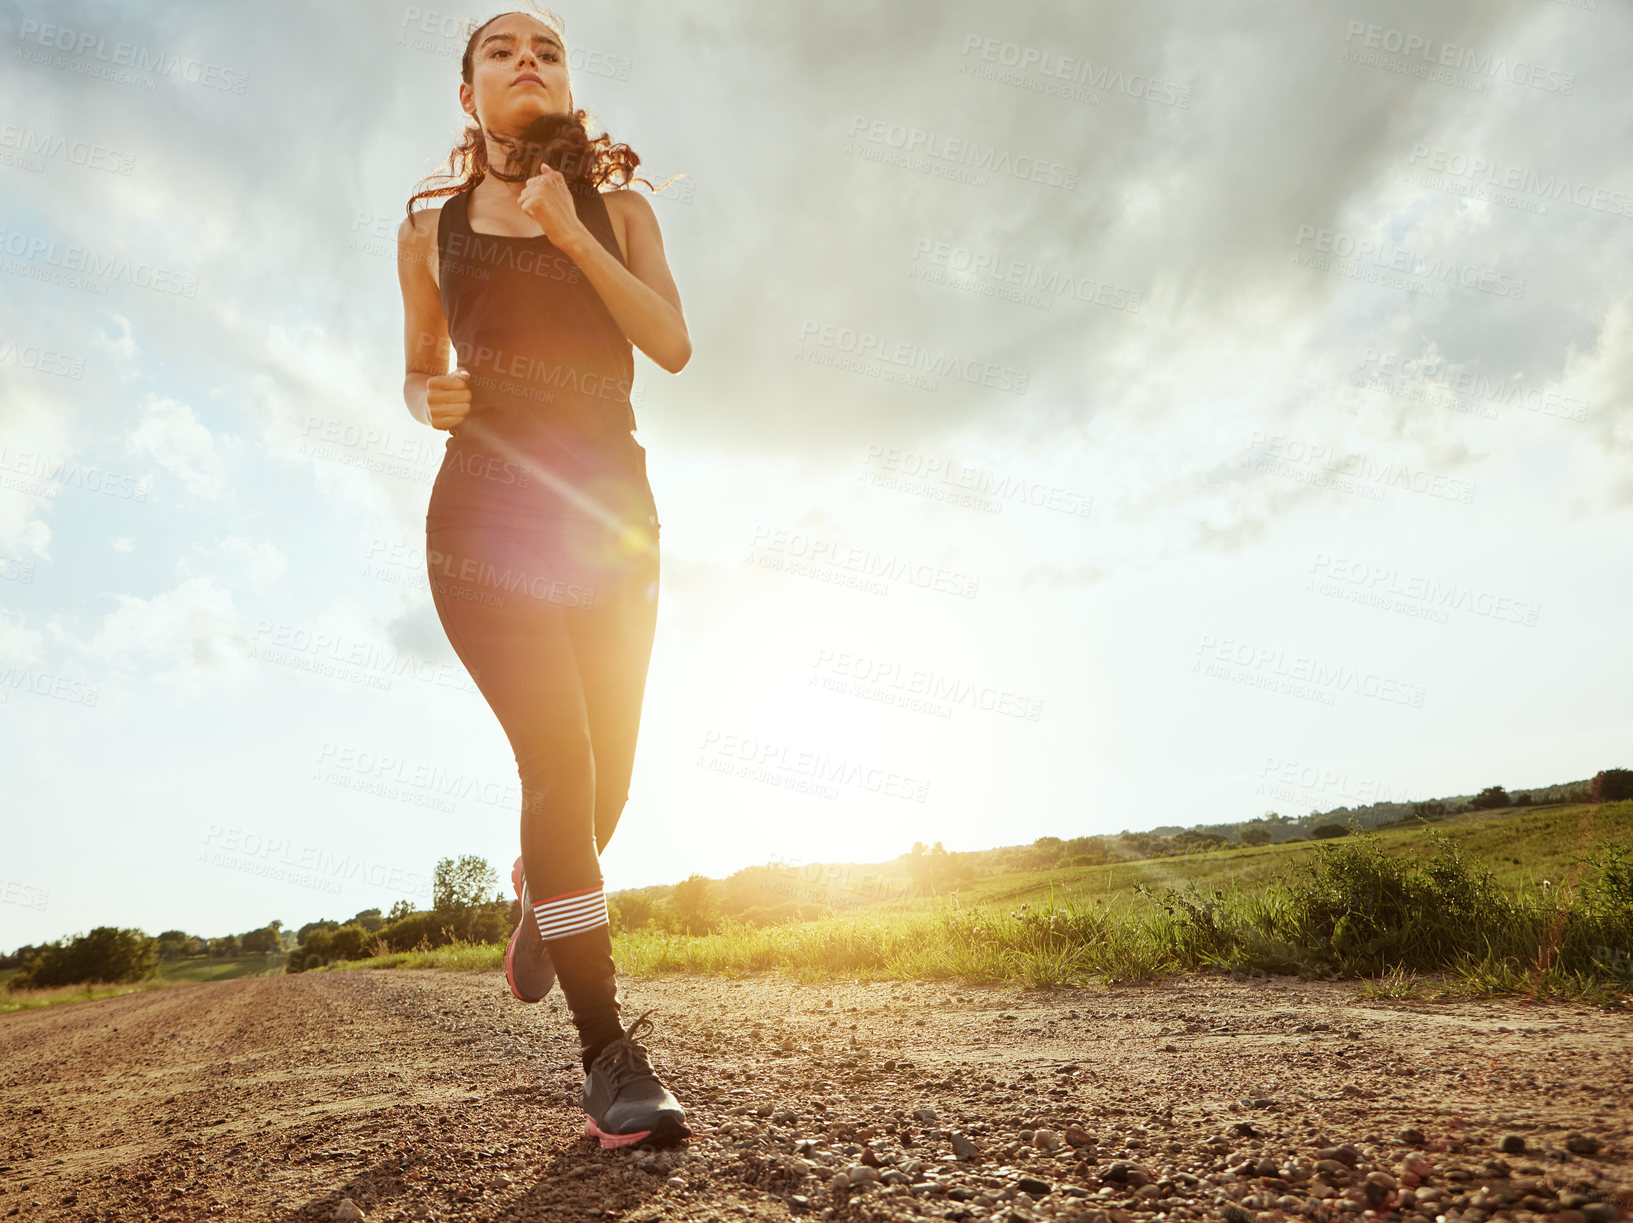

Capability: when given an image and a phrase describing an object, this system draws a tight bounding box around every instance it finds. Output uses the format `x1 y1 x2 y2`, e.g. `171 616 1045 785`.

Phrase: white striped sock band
531 884 609 940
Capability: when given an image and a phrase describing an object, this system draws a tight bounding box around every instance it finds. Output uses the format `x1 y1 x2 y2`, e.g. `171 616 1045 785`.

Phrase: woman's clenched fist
427 369 472 431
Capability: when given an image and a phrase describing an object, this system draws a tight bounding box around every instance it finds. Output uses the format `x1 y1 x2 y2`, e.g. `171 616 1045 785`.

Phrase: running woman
396 6 692 1149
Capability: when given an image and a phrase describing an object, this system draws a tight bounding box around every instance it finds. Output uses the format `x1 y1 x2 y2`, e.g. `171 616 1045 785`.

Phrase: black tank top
425 179 658 536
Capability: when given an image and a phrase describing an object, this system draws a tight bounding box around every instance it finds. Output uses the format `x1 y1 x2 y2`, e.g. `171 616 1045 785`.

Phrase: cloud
126 396 228 500
0 609 45 664
203 535 289 592
83 576 252 694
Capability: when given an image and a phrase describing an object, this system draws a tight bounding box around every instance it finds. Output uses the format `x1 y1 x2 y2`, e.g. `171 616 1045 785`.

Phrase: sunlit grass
307 805 1633 1007
0 976 174 1014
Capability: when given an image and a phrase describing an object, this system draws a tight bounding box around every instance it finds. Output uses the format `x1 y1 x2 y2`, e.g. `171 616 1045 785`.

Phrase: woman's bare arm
396 208 474 431
396 208 451 426
559 190 691 374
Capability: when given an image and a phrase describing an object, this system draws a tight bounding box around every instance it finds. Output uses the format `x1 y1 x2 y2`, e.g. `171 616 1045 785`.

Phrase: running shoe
504 854 556 1003
582 1010 693 1149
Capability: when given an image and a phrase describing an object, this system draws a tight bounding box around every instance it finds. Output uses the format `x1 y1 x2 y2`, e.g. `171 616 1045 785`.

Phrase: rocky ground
0 969 1628 1222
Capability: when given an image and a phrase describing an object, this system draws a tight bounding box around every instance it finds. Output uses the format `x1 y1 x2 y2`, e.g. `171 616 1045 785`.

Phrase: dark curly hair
404 6 676 224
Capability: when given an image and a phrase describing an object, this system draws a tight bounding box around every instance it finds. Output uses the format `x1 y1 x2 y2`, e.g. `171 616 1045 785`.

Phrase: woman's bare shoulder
397 201 445 246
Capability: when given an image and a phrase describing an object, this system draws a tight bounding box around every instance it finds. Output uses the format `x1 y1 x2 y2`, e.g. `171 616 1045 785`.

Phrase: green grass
290 802 1633 1007
969 802 1618 914
12 803 1630 1013
0 953 288 1014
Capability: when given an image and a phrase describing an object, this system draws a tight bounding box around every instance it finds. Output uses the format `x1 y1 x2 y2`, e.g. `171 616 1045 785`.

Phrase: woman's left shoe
582 1010 692 1149
504 854 556 1003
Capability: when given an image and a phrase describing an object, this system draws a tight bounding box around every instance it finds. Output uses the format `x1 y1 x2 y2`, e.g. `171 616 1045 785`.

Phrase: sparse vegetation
8 786 1629 1009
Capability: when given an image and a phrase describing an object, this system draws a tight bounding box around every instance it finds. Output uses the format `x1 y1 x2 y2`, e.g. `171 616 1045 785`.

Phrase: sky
2 0 1630 949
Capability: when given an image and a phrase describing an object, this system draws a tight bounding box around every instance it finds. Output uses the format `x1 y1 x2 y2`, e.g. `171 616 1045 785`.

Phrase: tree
1592 768 1633 803
388 899 414 922
1310 823 1349 840
155 930 194 960
609 892 658 934
239 921 284 954
432 855 498 941
349 909 384 933
1471 785 1511 811
1240 826 1273 847
10 927 158 990
668 874 720 935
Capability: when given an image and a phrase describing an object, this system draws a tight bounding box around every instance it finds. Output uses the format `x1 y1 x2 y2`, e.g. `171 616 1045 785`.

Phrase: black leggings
425 517 660 912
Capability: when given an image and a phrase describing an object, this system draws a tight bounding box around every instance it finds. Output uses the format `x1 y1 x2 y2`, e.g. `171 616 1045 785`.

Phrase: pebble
1499 1134 1528 1154
951 1131 981 1160
331 1200 365 1222
666 1176 686 1190
1565 1133 1600 1155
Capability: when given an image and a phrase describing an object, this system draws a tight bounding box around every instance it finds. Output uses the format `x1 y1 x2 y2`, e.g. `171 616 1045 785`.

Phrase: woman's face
462 12 570 135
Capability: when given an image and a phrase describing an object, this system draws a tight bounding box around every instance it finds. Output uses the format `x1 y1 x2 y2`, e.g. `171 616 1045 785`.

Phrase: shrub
9 927 158 990
1591 768 1633 803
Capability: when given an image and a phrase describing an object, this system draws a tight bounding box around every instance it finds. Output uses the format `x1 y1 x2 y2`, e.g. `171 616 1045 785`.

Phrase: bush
1310 823 1349 840
286 904 511 972
1592 768 1633 803
9 926 158 990
1277 830 1519 974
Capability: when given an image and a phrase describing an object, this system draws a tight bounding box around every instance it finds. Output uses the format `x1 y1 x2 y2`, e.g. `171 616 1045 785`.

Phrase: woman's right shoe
582 1010 692 1149
504 854 556 1003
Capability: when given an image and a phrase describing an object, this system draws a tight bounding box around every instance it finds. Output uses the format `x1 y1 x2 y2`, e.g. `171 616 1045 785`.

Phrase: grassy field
0 953 287 1015
10 803 1630 1014
960 802 1618 914
315 802 1632 1005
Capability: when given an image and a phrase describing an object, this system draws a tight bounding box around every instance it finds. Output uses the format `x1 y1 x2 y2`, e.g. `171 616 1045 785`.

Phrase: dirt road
1 968 1628 1222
